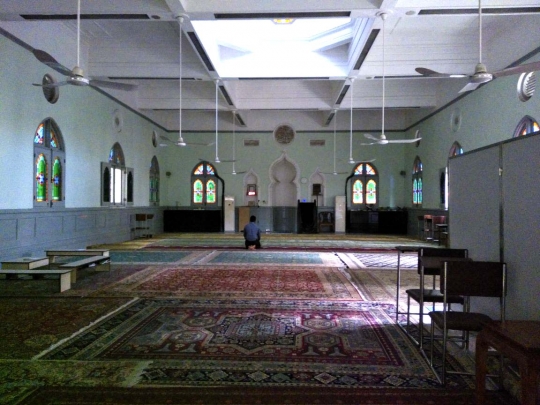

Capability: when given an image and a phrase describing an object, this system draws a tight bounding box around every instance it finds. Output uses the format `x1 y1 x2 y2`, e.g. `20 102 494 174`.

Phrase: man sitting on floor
243 215 262 250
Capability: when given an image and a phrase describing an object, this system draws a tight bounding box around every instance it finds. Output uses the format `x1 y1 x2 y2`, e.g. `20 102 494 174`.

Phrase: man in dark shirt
243 215 261 250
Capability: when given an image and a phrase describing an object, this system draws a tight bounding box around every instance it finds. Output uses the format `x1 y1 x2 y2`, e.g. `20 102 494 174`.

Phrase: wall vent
310 140 325 146
244 139 259 147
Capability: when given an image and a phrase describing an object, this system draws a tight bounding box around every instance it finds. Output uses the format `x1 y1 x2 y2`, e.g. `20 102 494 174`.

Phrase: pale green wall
2 33 539 212
404 58 540 209
0 35 168 209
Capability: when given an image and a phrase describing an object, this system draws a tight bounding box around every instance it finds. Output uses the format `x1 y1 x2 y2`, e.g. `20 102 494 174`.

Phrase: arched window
351 162 378 209
513 115 539 137
150 156 160 205
191 161 218 206
101 142 133 206
412 157 423 206
441 142 465 209
33 118 65 207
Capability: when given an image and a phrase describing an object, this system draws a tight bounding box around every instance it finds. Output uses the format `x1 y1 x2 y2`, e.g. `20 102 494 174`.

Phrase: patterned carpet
0 233 518 405
85 265 362 300
39 298 445 389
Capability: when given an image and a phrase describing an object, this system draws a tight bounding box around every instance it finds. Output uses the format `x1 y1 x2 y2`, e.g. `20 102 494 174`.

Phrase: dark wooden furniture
348 210 408 234
164 209 222 232
476 321 540 405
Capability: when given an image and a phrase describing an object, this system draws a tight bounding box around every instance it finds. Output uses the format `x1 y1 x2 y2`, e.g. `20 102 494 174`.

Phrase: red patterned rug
39 298 473 390
15 386 519 405
89 265 363 300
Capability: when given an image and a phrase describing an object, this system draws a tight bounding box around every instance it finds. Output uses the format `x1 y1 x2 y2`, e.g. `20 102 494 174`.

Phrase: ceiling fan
32 0 136 92
160 15 213 148
415 0 540 93
363 13 422 145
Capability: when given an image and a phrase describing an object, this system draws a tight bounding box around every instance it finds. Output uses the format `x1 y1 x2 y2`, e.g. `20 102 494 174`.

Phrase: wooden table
476 320 540 405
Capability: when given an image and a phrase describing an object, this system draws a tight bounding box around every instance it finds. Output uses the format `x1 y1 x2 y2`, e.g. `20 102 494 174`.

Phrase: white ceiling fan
415 0 540 93
32 0 136 92
363 13 421 145
161 15 213 148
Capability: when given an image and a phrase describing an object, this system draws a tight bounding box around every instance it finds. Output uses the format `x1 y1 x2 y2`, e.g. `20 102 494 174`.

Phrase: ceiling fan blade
186 141 214 146
386 138 422 143
89 79 137 91
32 49 73 76
416 67 452 78
492 61 540 78
33 81 69 88
363 133 379 141
458 81 482 93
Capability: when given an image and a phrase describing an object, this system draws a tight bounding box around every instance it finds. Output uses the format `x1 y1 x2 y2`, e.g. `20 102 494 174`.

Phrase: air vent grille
517 71 536 102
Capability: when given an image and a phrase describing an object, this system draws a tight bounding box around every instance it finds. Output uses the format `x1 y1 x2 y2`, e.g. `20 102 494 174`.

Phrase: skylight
191 18 357 78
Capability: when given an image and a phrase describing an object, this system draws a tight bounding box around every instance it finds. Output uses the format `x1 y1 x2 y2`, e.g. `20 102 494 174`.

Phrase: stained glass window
35 154 47 202
206 180 216 203
366 179 377 204
513 115 539 137
33 118 65 207
34 124 45 145
109 142 125 165
351 163 378 208
52 157 62 201
449 141 464 157
193 179 203 203
191 161 219 206
412 156 423 206
353 180 363 204
194 164 205 175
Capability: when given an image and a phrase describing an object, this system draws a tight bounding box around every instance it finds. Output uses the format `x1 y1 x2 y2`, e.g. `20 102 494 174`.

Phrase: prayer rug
110 250 207 265
192 250 343 266
40 298 450 389
13 386 520 405
87 266 363 300
0 297 133 359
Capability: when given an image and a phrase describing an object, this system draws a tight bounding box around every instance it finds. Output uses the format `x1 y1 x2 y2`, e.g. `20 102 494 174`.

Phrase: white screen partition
448 146 501 261
449 133 540 320
502 134 540 320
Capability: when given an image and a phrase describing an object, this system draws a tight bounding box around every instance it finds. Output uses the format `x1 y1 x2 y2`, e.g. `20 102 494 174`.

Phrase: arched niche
242 169 260 206
268 152 300 207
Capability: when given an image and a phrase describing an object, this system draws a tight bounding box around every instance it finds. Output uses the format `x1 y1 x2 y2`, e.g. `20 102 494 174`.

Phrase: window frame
191 161 219 207
350 162 378 209
513 115 539 137
101 142 133 207
33 118 65 208
412 156 423 207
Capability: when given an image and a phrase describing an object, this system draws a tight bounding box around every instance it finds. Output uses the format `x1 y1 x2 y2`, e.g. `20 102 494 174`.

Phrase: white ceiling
1 0 540 132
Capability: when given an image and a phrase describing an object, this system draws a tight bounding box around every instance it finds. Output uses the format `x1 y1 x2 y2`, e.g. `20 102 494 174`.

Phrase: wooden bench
45 249 110 266
59 255 110 283
0 269 74 292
